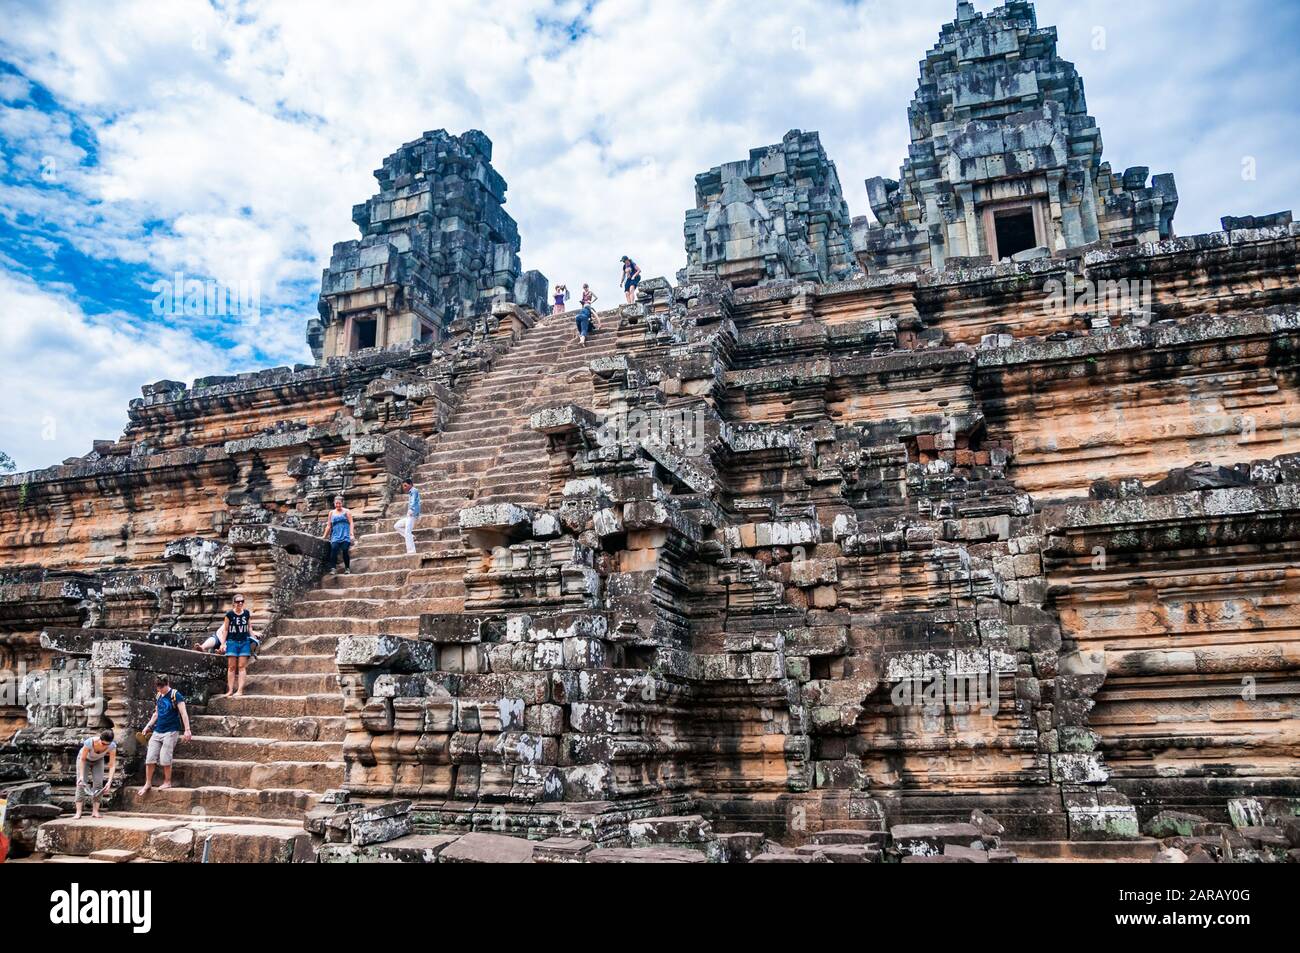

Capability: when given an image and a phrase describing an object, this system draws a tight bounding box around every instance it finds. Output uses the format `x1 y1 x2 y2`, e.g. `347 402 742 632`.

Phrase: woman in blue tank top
322 495 354 574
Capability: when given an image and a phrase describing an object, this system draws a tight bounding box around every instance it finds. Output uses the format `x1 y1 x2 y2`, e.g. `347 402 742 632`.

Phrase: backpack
140 690 178 738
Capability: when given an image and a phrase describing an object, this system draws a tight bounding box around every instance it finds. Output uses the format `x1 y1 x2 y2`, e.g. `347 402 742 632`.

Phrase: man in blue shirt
394 478 421 555
139 675 191 796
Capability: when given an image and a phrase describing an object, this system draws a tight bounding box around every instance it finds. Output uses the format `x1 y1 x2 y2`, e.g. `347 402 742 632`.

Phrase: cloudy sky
1 0 1297 471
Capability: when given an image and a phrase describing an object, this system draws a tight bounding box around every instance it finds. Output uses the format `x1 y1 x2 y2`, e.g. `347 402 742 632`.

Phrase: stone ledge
335 635 438 672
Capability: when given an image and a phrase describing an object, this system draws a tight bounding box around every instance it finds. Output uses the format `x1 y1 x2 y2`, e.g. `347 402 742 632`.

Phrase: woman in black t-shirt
218 594 260 696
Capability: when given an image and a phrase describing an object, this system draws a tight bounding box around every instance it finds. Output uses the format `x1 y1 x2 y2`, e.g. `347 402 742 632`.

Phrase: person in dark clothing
323 494 354 574
217 593 259 696
620 255 641 303
575 305 594 345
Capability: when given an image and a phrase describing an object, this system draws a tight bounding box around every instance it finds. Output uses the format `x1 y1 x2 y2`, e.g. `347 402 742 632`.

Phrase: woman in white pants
394 478 421 555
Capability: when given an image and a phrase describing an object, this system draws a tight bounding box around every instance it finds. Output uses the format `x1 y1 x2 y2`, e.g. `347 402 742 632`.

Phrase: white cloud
0 0 1296 472
0 268 229 471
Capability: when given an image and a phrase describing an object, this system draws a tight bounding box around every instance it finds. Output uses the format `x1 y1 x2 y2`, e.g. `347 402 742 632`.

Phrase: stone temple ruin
684 129 858 287
855 0 1178 273
308 128 548 361
2 1 1298 864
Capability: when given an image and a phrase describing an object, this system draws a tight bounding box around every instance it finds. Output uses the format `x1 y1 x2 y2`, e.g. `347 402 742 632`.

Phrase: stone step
89 847 138 862
394 519 459 534
302 569 412 590
119 785 321 820
38 812 313 862
361 517 457 530
252 654 337 675
194 820 313 863
441 422 518 437
294 589 408 608
242 672 340 694
368 525 462 543
451 409 519 423
479 486 549 500
453 459 546 474
442 421 523 435
298 591 461 614
489 457 551 473
184 735 341 763
364 519 460 535
40 856 113 863
276 617 399 637
329 591 449 614
272 616 422 638
351 551 463 570
190 713 345 741
36 815 189 857
353 537 471 558
204 692 343 718
167 757 344 790
475 490 547 505
435 460 513 477
1010 839 1163 862
259 634 340 656
425 448 498 463
405 477 480 492
325 561 447 582
348 554 423 573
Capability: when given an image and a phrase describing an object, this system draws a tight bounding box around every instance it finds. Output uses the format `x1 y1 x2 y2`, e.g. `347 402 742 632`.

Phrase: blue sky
2 0 1298 471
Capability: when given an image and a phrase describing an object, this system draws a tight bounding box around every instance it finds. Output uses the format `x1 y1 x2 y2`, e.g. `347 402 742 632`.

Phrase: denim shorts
225 638 252 658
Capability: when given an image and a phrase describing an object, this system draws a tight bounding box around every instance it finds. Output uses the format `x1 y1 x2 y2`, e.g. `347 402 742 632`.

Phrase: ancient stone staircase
35 311 618 861
294 311 617 635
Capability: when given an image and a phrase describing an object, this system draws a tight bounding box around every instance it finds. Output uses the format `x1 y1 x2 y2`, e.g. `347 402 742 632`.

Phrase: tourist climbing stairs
32 310 617 862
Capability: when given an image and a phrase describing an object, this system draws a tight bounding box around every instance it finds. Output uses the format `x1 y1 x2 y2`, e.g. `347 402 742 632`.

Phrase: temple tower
683 129 858 287
854 0 1178 273
309 129 548 361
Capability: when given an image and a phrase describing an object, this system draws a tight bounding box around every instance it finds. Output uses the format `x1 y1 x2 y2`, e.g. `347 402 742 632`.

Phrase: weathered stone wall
287 216 1300 846
1044 484 1300 823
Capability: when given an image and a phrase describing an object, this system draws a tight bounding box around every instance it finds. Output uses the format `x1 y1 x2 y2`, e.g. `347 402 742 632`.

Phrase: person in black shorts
620 255 641 303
